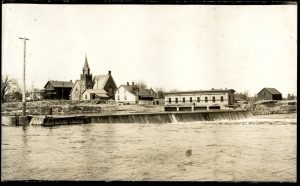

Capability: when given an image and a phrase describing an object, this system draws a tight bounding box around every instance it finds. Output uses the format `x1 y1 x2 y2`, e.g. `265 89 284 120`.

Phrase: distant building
44 80 74 100
115 82 155 105
164 89 235 111
257 88 282 101
70 55 117 101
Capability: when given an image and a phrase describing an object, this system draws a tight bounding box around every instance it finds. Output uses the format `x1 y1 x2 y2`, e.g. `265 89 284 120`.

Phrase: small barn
257 88 282 101
44 80 74 100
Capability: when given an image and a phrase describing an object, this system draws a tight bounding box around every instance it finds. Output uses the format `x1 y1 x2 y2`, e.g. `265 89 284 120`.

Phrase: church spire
84 53 89 68
82 54 90 75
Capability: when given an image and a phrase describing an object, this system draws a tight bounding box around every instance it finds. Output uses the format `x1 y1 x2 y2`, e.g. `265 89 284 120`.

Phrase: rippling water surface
1 114 296 181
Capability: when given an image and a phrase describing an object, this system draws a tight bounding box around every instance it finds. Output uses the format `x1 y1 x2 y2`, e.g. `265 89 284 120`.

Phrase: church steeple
82 54 90 75
80 54 93 93
84 54 89 68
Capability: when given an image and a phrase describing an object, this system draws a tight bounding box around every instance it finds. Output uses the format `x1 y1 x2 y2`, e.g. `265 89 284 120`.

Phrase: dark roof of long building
45 81 74 88
165 89 235 95
258 88 281 95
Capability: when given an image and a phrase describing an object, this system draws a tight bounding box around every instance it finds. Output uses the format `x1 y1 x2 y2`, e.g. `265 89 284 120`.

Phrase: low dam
24 110 252 126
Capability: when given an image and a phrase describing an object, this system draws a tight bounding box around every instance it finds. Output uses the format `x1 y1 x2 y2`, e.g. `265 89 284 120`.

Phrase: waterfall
170 114 178 123
32 110 252 125
29 116 45 125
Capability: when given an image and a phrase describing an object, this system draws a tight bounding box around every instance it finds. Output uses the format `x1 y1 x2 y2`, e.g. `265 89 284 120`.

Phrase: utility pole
19 37 29 116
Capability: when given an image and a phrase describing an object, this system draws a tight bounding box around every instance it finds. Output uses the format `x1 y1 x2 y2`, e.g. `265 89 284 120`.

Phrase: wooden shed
257 88 282 101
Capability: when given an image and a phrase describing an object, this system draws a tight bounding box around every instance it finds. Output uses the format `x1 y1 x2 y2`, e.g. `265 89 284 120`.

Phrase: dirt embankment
1 100 164 116
246 102 297 115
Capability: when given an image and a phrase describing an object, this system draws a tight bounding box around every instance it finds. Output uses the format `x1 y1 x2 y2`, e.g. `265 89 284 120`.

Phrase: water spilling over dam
26 110 252 126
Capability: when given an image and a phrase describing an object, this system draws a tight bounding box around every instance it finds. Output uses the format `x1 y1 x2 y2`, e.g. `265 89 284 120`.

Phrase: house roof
165 89 235 95
83 89 109 98
84 89 107 94
258 88 281 95
93 75 110 89
121 85 155 98
45 81 74 88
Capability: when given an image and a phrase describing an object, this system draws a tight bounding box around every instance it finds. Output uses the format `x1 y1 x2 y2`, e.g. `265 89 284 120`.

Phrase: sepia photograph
1 1 297 182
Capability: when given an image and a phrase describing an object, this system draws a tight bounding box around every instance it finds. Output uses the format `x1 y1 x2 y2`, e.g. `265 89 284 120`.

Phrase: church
70 55 117 101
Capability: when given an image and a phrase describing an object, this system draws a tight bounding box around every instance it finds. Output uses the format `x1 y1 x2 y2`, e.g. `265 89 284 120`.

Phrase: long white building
164 89 235 111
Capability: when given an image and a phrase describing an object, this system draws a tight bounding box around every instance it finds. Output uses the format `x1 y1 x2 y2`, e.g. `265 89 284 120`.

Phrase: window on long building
183 97 185 103
175 98 178 103
221 96 223 102
197 97 200 102
190 97 193 102
205 97 208 102
213 96 215 102
169 98 171 103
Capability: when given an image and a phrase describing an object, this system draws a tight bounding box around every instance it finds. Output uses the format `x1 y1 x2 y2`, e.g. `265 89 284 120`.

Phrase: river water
1 114 296 181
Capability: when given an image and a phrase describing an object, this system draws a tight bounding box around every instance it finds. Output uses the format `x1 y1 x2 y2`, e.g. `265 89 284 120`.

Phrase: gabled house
115 82 155 105
257 88 282 101
44 80 74 100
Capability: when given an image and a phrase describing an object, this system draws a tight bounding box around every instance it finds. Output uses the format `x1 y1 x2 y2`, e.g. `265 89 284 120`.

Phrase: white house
115 82 155 105
164 89 235 111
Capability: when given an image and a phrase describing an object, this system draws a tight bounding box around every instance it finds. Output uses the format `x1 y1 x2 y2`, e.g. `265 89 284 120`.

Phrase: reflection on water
1 115 296 181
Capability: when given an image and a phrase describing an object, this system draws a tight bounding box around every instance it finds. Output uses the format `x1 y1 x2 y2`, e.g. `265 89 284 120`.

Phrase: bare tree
155 88 165 99
135 80 147 89
1 75 17 103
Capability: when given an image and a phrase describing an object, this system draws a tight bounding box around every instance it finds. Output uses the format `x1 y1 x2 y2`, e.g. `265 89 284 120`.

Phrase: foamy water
1 114 296 181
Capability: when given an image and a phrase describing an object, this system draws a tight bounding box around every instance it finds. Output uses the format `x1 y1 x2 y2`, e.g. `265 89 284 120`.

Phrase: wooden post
19 37 29 116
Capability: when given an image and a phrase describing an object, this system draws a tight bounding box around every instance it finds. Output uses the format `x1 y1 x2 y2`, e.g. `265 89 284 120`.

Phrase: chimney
127 82 129 86
132 82 134 86
108 70 111 75
70 80 72 82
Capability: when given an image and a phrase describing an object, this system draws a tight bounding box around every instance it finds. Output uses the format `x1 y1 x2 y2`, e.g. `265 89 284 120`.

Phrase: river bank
1 100 164 116
1 100 297 117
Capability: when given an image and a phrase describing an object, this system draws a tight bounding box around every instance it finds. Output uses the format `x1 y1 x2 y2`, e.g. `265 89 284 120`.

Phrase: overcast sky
2 4 297 97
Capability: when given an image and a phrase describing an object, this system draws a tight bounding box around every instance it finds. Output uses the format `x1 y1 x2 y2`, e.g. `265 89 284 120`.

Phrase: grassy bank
1 100 164 116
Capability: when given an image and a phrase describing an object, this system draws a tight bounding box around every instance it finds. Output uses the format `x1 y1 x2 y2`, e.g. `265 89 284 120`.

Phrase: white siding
115 86 137 104
165 91 234 109
71 81 81 101
82 91 91 100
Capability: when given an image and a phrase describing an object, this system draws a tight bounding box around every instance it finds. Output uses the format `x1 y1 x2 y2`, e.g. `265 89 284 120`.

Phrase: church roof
93 75 110 89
